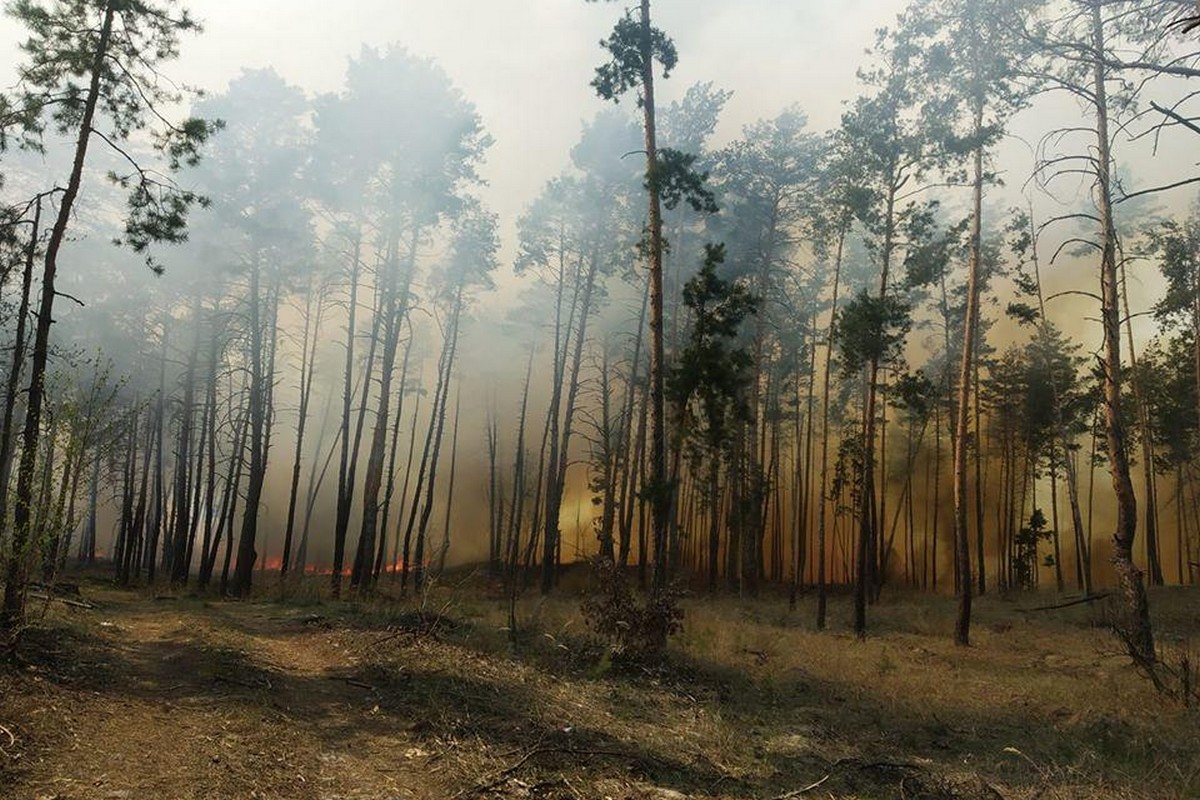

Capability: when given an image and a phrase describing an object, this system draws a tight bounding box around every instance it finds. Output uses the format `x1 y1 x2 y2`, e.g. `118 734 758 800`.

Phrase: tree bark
639 0 670 597
282 271 325 576
2 3 116 634
953 97 984 647
355 228 418 590
332 228 368 596
1091 0 1153 663
0 196 41 556
817 220 847 628
413 285 465 591
231 254 271 596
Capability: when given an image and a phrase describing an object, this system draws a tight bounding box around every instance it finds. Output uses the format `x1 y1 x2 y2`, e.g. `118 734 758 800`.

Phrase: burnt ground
1 576 1198 800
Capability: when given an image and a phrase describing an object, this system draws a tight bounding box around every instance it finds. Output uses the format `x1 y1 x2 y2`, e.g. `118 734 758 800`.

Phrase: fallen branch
0 723 14 751
767 758 922 799
456 746 638 797
1019 592 1112 613
28 593 95 610
769 773 830 799
343 679 375 691
741 647 769 665
213 675 271 690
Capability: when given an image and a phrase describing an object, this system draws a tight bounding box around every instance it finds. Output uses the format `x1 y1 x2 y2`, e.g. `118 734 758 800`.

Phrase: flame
257 555 423 576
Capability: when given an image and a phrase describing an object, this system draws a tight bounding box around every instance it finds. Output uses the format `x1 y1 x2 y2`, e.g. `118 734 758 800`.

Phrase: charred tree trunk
218 393 251 596
332 228 370 597
374 324 416 581
196 310 222 587
146 331 167 584
232 255 272 597
412 285 465 591
170 306 201 583
435 385 462 577
505 346 535 584
389 389 422 581
355 229 419 590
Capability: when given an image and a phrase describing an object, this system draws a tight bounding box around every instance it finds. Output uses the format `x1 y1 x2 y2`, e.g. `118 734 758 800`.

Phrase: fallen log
1019 592 1112 613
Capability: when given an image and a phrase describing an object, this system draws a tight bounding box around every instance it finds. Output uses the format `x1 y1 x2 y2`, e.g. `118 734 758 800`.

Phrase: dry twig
0 723 15 752
768 773 830 799
455 746 638 798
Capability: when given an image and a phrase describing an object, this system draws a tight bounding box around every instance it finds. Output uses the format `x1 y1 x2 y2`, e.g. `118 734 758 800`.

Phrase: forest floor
1 571 1198 800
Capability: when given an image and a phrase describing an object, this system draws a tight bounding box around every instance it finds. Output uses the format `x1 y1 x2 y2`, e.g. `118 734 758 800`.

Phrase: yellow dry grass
1 573 1197 800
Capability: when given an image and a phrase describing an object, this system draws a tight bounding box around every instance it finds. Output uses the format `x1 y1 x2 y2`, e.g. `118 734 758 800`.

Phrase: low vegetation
2 572 1197 799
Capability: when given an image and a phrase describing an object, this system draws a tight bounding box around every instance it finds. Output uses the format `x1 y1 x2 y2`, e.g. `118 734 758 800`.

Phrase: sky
0 0 1185 271
138 0 907 251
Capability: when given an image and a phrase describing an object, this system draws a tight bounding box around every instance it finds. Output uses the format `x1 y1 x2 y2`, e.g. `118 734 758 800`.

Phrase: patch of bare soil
1 592 449 800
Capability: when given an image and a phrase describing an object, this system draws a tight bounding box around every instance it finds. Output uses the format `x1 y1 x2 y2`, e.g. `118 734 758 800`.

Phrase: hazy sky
0 0 1190 329
91 0 907 243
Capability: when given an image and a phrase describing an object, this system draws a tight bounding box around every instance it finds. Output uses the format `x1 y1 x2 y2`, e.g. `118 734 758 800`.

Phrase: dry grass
1 571 1197 799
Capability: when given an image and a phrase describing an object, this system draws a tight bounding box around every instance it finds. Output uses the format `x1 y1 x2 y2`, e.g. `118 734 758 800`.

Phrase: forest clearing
2 572 1197 800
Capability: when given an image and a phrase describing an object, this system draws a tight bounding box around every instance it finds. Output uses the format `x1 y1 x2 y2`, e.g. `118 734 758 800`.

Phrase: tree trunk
413 285 465 591
146 330 167 584
218 395 251 596
536 239 582 592
355 228 419 590
434 385 462 577
0 196 41 555
170 304 201 583
374 324 416 581
617 285 649 567
2 3 116 634
854 155 898 638
816 221 847 629
505 346 535 584
232 254 268 596
953 100 984 647
196 309 221 587
282 272 325 576
115 411 136 585
1091 0 1153 663
390 390 422 581
542 249 600 590
638 0 669 598
597 347 618 562
1118 257 1164 586
332 228 369 596
79 453 100 565
298 389 338 576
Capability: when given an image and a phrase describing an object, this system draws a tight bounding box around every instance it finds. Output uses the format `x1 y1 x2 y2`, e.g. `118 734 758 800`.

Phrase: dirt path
2 595 448 800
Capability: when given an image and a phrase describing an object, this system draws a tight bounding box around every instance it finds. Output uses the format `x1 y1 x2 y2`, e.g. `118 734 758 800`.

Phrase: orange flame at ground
255 555 420 577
